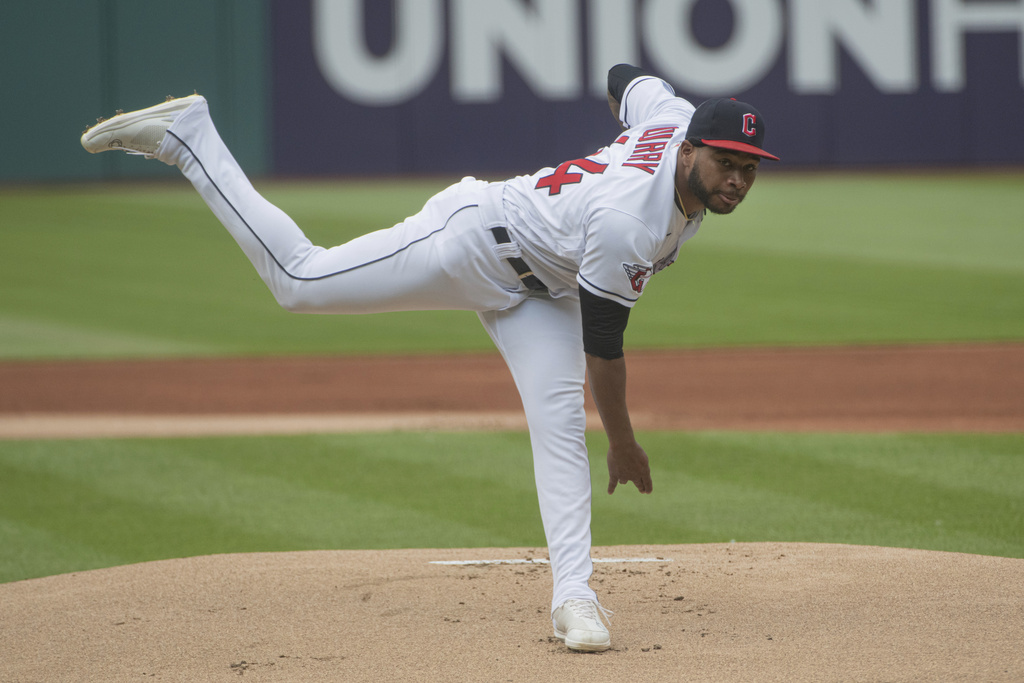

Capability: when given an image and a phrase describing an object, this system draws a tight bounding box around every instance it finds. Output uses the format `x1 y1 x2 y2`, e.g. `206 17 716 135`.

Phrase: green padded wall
0 0 270 181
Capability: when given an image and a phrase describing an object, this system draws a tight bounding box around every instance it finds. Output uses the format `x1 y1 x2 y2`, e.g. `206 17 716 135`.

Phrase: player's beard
687 164 742 215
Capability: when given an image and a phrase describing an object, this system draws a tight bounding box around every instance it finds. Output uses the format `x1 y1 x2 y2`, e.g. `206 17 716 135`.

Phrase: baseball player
81 64 777 652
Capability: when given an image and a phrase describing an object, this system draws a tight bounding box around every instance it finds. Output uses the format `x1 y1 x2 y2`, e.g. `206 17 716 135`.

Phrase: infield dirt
2 343 1023 436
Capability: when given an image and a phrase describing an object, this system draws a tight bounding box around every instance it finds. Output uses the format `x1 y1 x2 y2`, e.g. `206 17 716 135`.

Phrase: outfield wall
0 0 270 182
273 0 1024 175
3 0 1022 181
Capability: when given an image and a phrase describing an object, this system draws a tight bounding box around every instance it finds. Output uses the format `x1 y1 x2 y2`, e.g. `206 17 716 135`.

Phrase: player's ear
678 139 697 162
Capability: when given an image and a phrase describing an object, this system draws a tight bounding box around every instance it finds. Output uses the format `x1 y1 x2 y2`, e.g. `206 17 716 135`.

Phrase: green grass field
1 431 1021 584
2 171 1023 358
1 172 1022 583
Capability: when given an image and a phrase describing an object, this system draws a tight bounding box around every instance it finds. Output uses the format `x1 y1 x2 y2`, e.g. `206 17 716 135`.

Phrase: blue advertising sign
271 0 1024 175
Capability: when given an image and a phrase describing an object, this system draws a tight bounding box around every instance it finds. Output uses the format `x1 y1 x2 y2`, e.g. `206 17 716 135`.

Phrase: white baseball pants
155 98 598 612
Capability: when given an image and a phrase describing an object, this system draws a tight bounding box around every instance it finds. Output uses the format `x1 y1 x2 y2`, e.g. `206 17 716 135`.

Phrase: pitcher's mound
2 543 1021 682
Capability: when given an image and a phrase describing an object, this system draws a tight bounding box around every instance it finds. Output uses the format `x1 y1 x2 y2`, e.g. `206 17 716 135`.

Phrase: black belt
490 227 547 291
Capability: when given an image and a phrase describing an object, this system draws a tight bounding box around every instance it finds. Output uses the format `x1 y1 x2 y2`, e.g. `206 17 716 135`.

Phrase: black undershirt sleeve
607 64 655 103
580 286 631 360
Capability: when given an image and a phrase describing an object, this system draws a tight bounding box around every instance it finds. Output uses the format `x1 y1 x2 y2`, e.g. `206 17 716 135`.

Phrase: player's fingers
607 476 618 495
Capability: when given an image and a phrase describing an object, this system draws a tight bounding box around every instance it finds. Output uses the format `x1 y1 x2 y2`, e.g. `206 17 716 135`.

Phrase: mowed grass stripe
0 433 546 582
618 433 1023 559
0 313 216 359
2 173 1023 358
1 431 1021 583
633 246 1024 346
708 172 1024 274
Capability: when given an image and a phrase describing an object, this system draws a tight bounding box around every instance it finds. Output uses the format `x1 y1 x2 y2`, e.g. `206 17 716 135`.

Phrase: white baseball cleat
552 599 612 652
81 94 203 157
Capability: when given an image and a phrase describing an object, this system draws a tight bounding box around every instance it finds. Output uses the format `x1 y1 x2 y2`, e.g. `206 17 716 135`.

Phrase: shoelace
567 599 614 625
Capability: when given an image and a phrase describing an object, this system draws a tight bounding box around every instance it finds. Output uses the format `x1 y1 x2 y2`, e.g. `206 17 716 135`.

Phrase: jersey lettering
622 126 678 175
634 141 668 154
627 152 664 163
638 126 677 141
535 157 608 196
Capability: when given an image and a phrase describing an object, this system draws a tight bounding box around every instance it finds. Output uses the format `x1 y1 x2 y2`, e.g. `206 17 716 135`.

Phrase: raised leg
156 98 520 314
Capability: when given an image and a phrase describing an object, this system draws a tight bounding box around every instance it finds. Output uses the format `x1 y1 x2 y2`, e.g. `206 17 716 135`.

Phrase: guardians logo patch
622 263 652 294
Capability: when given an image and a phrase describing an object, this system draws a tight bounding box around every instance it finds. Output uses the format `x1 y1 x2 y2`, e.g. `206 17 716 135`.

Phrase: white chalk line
430 557 671 566
0 412 533 440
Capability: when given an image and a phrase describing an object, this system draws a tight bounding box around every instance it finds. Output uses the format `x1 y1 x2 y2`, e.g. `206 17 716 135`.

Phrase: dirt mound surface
2 543 1021 682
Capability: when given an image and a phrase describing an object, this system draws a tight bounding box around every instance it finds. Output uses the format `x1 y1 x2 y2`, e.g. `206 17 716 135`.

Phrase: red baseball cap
687 98 780 161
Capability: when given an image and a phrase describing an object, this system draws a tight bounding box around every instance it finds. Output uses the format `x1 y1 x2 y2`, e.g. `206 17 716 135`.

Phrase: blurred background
3 0 1023 183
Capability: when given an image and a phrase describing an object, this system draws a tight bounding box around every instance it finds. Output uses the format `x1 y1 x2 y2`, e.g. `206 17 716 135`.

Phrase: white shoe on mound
81 94 203 157
552 599 612 652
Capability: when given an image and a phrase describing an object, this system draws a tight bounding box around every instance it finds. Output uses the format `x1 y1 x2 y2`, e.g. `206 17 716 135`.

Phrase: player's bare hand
607 441 652 495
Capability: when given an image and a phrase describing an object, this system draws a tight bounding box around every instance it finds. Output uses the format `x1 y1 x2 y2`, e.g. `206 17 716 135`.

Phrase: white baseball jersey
500 75 703 307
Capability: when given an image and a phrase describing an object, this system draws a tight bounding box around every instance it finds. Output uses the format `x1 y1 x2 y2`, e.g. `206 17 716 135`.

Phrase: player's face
688 147 760 215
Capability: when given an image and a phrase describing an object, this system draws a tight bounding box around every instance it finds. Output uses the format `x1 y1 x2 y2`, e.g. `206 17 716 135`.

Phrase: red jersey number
535 157 608 196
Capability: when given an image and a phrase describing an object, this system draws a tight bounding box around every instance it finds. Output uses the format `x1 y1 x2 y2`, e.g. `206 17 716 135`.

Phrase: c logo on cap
742 113 757 137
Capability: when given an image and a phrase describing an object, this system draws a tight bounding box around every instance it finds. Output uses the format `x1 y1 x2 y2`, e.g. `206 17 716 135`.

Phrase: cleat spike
96 116 106 123
166 95 175 102
115 109 123 115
